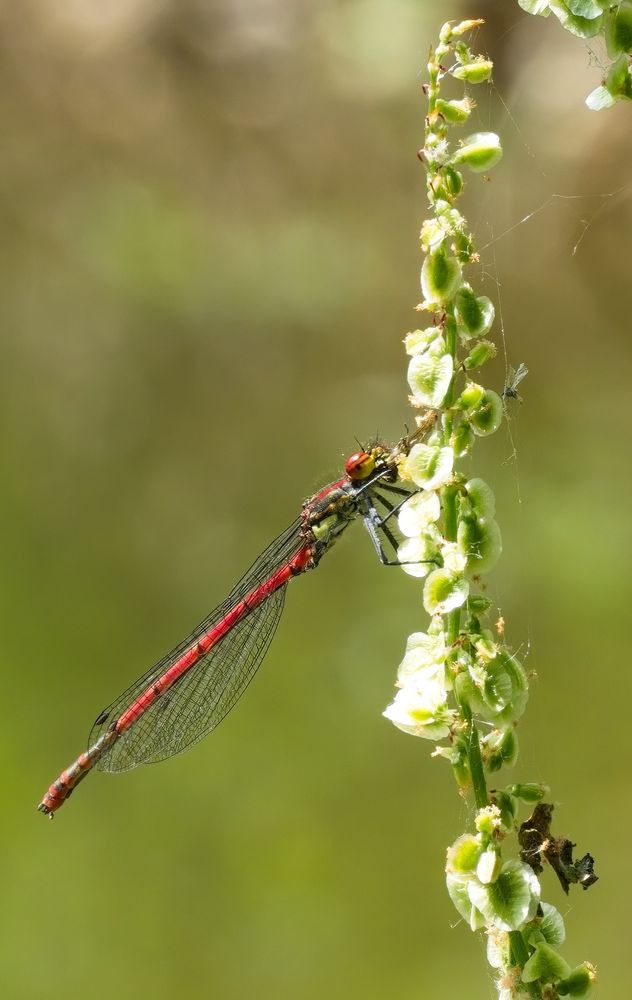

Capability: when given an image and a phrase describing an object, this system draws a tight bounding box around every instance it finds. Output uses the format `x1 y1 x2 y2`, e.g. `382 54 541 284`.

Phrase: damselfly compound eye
345 451 375 480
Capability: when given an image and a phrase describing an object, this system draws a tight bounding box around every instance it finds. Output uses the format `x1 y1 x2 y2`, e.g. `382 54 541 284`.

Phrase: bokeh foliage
2 2 630 998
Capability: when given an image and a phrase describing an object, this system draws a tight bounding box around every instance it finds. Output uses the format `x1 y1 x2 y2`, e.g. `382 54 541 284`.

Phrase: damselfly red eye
345 451 375 480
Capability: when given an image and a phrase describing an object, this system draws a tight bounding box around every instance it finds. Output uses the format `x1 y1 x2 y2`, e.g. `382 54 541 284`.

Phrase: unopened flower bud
487 727 518 772
433 165 463 200
450 418 475 457
477 848 502 884
452 59 493 84
452 132 503 173
439 19 484 44
463 339 496 370
436 97 474 123
458 381 485 411
507 782 549 803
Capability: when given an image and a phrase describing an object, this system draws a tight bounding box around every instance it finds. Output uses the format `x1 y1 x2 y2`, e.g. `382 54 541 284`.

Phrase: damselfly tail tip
37 801 53 818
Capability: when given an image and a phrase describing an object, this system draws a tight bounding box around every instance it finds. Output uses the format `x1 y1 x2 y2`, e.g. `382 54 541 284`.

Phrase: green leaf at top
518 0 551 13
566 0 604 19
549 0 604 36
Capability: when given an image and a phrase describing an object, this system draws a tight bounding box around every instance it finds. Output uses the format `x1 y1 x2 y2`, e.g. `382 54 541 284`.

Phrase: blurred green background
2 2 630 998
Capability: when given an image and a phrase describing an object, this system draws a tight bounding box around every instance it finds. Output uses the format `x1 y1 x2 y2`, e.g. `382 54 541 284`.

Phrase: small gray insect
502 362 528 403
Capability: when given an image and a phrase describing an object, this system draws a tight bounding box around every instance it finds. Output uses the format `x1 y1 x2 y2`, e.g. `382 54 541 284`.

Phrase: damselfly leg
361 485 436 568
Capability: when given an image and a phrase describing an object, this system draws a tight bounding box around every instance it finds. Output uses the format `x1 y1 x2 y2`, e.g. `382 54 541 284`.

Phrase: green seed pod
452 59 493 83
419 217 446 252
493 790 516 831
454 669 486 716
522 942 571 984
557 962 597 997
450 736 471 791
452 131 503 173
463 339 496 370
465 477 496 519
493 652 529 726
458 381 485 412
423 569 469 615
436 97 474 123
482 661 513 714
507 782 549 803
487 728 518 772
457 512 502 573
446 833 482 874
469 389 503 436
446 871 483 929
402 442 454 490
455 285 495 338
454 41 472 63
420 249 462 304
535 902 566 950
463 651 528 725
467 595 493 616
468 859 541 931
605 52 632 99
407 351 454 407
404 327 445 357
439 165 464 199
450 418 475 458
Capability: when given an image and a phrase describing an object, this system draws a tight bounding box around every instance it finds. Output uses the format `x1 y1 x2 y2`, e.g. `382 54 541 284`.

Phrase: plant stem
509 932 540 999
459 697 488 810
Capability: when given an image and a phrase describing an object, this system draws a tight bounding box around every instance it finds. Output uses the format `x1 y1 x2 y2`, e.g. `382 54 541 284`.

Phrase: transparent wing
88 518 303 772
96 586 286 772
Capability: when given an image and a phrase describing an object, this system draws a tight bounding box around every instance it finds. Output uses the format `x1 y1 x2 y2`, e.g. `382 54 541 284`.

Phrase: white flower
404 327 444 357
400 443 454 491
440 540 467 574
467 861 541 931
383 664 454 739
397 630 447 683
398 490 441 538
408 352 454 408
419 218 446 253
486 928 510 971
477 849 502 885
397 528 440 579
423 568 469 615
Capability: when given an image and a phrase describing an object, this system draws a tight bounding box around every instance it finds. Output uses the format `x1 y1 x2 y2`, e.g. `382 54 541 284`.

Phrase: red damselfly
38 440 424 817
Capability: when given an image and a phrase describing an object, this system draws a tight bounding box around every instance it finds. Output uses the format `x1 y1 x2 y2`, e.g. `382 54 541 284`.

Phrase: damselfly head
345 444 391 481
345 450 376 480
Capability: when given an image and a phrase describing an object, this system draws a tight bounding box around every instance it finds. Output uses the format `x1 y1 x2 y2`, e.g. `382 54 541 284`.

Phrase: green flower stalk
383 20 597 999
518 1 632 109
